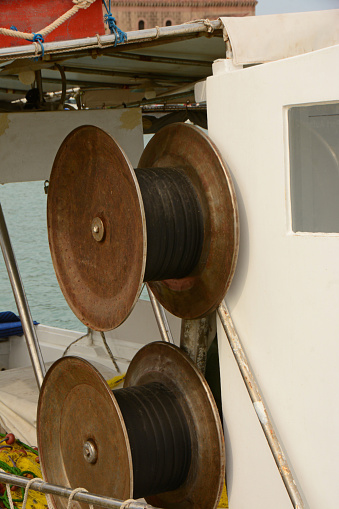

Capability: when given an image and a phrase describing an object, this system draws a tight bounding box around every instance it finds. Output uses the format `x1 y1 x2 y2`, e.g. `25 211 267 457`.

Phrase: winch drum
47 122 239 331
37 342 225 509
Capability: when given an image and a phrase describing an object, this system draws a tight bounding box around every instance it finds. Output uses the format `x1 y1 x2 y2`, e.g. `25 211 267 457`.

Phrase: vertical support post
180 312 216 374
35 70 44 105
0 203 46 389
146 284 174 344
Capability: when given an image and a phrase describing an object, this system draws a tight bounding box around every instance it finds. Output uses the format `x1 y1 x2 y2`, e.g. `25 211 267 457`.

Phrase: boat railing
0 471 162 509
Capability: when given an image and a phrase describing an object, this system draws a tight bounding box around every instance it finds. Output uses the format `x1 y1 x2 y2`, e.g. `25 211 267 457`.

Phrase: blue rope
10 25 44 59
102 0 127 46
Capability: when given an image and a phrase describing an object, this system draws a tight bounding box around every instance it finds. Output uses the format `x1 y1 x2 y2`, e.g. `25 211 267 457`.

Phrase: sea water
0 181 148 332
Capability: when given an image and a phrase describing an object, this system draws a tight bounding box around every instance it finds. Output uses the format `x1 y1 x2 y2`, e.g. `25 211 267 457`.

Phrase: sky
256 0 339 15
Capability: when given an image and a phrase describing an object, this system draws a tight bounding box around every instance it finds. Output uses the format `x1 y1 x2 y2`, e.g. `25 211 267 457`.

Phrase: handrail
0 20 223 60
146 284 174 344
0 471 162 509
217 300 305 509
0 203 46 389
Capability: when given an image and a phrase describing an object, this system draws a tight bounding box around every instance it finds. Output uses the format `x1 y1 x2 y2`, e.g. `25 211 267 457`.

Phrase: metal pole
0 472 161 509
217 300 305 509
0 20 222 60
0 203 46 389
146 284 174 344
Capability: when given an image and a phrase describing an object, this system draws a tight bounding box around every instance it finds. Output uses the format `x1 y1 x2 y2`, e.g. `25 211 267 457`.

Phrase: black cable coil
135 167 204 281
114 382 192 499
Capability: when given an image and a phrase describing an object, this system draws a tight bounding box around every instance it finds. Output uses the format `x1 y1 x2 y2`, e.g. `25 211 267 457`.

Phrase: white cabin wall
0 108 143 184
207 45 339 508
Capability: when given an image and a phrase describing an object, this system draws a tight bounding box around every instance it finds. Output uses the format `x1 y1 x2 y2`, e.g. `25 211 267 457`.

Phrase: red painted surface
0 0 105 48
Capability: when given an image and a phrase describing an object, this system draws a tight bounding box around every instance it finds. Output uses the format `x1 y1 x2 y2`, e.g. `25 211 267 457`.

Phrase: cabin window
138 19 145 30
289 103 339 233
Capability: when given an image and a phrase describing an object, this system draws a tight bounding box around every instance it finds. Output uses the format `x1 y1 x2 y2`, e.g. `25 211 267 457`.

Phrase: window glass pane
289 103 339 233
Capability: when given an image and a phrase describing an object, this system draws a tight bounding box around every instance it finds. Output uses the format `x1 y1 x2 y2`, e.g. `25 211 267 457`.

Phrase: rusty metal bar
0 73 138 90
217 299 305 509
0 86 26 95
146 284 174 344
0 472 161 509
111 90 194 109
59 65 193 83
0 203 46 389
104 51 213 67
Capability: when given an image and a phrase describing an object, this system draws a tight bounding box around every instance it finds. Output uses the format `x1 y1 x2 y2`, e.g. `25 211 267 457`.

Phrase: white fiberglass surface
207 44 339 509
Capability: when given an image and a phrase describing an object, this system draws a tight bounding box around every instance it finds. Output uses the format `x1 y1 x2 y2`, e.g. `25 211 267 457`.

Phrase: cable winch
37 342 225 509
41 122 239 508
47 122 239 331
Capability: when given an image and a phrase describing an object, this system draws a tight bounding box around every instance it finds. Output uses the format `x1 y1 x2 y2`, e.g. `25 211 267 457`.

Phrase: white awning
221 9 339 65
0 20 225 106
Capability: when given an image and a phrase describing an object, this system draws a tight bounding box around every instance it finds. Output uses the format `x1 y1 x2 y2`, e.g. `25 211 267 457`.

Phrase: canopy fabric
221 9 339 65
0 20 225 106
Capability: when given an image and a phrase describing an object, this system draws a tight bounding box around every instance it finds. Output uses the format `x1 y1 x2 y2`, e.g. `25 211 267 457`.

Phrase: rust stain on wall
0 114 10 136
119 108 141 130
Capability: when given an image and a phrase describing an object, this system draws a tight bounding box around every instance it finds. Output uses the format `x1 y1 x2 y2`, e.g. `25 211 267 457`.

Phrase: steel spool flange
47 125 146 331
47 123 239 330
37 342 225 509
139 123 239 319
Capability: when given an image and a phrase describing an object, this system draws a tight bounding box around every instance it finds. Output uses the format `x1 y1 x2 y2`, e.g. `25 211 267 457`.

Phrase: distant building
110 0 257 32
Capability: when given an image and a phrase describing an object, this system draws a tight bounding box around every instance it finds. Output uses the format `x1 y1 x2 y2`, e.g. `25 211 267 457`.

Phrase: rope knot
203 18 214 33
105 12 117 30
32 32 45 57
120 500 136 509
103 0 127 46
32 33 44 44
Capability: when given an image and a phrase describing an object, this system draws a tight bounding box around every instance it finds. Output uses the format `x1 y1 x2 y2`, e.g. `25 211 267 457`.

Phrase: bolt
91 217 105 241
83 439 98 464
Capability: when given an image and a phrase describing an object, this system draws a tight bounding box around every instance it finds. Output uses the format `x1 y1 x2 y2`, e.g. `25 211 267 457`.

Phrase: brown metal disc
37 357 133 509
47 125 146 331
124 341 225 509
139 122 239 319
